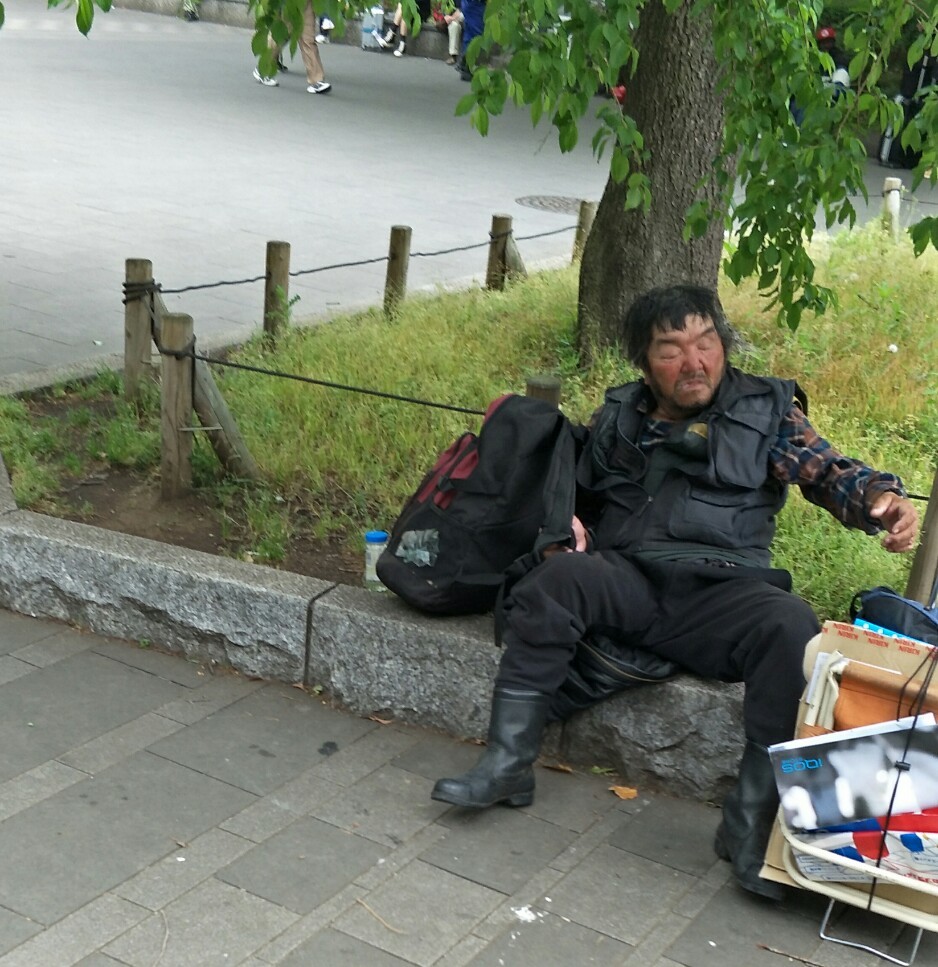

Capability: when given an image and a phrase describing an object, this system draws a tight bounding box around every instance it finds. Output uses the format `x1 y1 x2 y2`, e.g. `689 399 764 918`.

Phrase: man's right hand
541 516 588 558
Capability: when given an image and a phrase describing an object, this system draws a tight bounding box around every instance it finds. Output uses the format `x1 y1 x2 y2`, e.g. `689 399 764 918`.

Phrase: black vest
577 368 800 567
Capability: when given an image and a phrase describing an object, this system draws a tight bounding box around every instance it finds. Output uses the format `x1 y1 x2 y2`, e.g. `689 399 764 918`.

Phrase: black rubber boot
431 687 550 808
714 740 786 901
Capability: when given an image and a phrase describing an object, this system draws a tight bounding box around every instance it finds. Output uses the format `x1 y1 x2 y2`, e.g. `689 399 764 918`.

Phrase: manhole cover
515 195 590 215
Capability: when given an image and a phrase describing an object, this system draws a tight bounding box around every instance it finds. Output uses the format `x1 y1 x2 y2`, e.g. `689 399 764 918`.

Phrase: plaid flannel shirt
768 402 904 533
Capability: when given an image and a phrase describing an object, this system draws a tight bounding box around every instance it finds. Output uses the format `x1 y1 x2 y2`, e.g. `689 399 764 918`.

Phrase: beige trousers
270 2 324 85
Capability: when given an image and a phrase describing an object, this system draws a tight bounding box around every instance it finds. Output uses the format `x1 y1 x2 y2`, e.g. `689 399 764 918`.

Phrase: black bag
850 586 938 648
548 633 680 721
376 394 576 615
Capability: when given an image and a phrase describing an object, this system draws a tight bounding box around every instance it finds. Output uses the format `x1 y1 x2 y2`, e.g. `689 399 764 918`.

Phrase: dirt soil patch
23 394 366 588
63 468 365 586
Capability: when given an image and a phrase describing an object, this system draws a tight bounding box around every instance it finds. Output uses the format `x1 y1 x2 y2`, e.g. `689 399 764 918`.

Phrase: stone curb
0 450 743 801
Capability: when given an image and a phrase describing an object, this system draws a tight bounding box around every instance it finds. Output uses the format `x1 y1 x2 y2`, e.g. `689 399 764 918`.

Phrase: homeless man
431 284 919 901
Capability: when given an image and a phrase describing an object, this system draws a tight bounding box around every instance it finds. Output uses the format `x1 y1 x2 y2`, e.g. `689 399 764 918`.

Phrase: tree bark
577 1 727 358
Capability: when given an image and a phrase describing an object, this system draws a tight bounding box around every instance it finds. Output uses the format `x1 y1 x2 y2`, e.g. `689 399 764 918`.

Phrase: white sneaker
315 33 326 43
375 28 393 49
307 81 332 94
393 40 406 57
252 67 278 87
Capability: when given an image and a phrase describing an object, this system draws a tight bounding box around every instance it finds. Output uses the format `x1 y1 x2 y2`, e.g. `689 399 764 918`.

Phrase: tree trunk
577 1 727 358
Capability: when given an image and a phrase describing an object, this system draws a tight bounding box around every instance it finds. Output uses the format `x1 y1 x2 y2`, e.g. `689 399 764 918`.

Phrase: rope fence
158 223 581 297
123 209 589 412
122 210 585 495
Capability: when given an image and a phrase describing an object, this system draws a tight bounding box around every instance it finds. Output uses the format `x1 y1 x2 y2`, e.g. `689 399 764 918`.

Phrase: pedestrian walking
253 1 332 95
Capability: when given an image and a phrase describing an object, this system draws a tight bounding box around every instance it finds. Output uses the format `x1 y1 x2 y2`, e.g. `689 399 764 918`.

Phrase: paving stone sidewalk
0 608 933 966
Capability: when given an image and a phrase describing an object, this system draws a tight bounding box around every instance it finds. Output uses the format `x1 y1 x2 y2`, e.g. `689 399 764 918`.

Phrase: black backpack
376 394 577 615
850 586 938 647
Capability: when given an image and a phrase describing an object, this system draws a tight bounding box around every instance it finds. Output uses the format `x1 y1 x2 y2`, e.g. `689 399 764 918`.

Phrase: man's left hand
869 492 919 553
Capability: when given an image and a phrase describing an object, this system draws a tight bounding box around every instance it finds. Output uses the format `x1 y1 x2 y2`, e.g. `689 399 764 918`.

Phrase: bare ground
24 395 365 588
59 468 365 586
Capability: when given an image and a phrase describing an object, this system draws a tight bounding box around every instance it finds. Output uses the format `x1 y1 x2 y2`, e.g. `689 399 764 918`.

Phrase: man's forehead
650 313 715 338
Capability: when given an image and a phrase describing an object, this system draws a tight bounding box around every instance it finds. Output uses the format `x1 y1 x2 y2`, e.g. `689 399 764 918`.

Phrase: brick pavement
0 608 933 966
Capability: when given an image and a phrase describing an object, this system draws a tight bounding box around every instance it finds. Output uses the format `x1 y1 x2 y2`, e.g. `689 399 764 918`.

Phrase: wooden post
384 225 412 316
124 258 153 403
525 375 561 407
152 289 166 345
486 214 512 291
193 359 262 481
572 200 597 262
160 313 194 500
264 240 291 339
882 177 902 243
905 466 938 606
505 235 528 280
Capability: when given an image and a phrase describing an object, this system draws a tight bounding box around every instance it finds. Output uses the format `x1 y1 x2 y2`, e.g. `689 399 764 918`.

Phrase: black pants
496 551 819 746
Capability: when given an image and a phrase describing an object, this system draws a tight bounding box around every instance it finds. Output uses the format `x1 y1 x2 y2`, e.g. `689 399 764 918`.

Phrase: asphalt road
1 0 934 384
0 0 608 381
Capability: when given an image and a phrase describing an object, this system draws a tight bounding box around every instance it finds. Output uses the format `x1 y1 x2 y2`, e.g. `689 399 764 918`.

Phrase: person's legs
643 570 815 746
496 552 657 692
298 2 326 87
642 566 818 900
253 29 282 85
395 0 430 55
432 553 657 809
394 22 408 57
447 19 462 63
460 0 485 76
378 3 404 46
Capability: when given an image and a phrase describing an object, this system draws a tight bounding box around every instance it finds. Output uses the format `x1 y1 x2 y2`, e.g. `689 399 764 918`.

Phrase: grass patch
0 223 934 620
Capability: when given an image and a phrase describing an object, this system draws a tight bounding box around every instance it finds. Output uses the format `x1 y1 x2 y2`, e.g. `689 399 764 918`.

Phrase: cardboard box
762 620 938 914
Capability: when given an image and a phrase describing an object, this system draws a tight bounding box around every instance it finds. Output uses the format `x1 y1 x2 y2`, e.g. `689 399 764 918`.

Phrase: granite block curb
0 454 743 800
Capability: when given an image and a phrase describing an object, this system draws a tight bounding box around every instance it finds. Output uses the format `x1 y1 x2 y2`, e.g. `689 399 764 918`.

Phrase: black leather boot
431 687 550 808
714 740 786 901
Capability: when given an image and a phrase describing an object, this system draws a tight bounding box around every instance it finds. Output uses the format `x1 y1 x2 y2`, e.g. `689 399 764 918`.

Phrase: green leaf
558 120 578 153
910 220 933 256
76 0 94 35
271 19 290 46
907 36 926 70
471 104 489 137
455 93 476 117
0 4 5 29
610 150 629 183
625 185 644 210
610 40 629 72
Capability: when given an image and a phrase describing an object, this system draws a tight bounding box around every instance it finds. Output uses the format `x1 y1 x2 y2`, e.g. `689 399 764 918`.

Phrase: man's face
642 313 726 420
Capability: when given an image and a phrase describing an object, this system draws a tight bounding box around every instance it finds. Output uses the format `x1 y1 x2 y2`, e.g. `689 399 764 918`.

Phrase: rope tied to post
121 279 162 305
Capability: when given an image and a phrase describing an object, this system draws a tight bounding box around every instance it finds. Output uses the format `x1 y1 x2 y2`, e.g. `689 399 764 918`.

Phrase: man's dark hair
622 284 741 369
